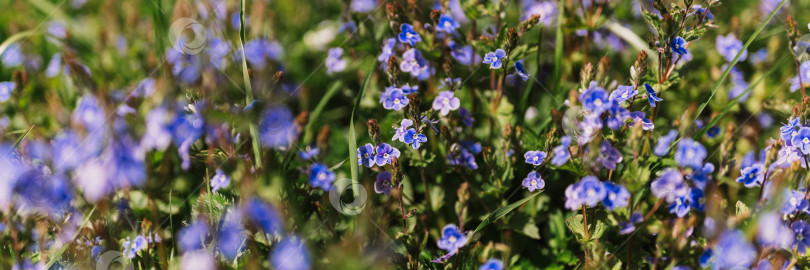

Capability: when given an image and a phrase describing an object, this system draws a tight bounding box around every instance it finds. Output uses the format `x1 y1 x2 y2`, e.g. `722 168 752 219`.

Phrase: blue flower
780 117 802 146
601 182 629 211
211 169 231 192
735 163 764 188
668 195 691 217
243 38 282 70
523 1 557 25
403 128 427 150
432 91 461 116
551 136 571 166
689 163 715 190
0 81 15 102
580 82 611 113
793 221 810 255
357 143 376 167
447 148 478 170
298 146 320 160
606 101 630 130
392 119 414 142
597 141 623 170
401 84 419 95
398 23 421 46
628 111 655 130
643 83 663 107
179 221 210 252
782 189 809 216
564 176 606 210
374 172 394 196
691 5 714 20
671 37 688 55
381 86 409 110
479 258 503 270
654 130 678 156
437 224 467 253
449 41 480 65
791 61 810 93
711 230 757 269
325 47 347 75
1 42 23 67
374 143 400 166
217 210 246 261
577 114 603 143
482 49 506 69
458 108 475 127
350 0 375 12
792 127 810 154
400 48 429 77
717 33 748 63
309 163 335 190
514 61 529 81
608 85 637 103
72 94 106 131
244 198 282 235
749 48 768 65
523 150 547 166
271 236 311 270
522 171 545 192
757 213 793 249
377 38 397 69
260 106 299 150
651 168 689 203
436 14 460 33
674 138 706 169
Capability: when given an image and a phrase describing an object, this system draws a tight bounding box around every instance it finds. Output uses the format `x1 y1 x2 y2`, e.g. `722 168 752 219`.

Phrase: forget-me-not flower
309 163 335 190
211 169 231 192
482 49 506 69
432 91 461 116
403 128 427 150
436 14 460 33
671 37 688 55
358 143 376 167
522 171 545 192
609 85 637 103
674 138 707 169
0 82 15 102
524 150 547 166
736 163 764 188
398 24 421 46
325 47 347 75
644 83 663 107
514 61 529 81
374 143 400 166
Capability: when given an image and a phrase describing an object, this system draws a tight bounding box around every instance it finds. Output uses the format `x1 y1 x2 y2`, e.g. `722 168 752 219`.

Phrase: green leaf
693 0 787 121
473 191 541 235
552 0 564 94
304 81 343 143
349 71 374 197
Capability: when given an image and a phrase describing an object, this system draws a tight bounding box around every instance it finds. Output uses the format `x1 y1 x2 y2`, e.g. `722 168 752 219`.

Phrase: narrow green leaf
473 191 541 235
304 81 343 144
693 0 787 121
551 0 564 94
47 205 96 267
11 125 34 150
349 71 374 197
0 31 36 57
239 0 263 169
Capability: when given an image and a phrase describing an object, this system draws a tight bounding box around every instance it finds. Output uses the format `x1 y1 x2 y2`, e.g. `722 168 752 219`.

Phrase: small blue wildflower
244 198 282 235
392 119 414 142
400 48 429 77
749 48 768 64
271 236 311 270
439 77 461 90
298 146 320 160
580 82 611 113
449 41 480 65
644 83 663 107
792 127 810 154
436 14 460 33
351 0 375 12
606 101 630 130
217 210 248 261
716 34 748 63
782 189 809 216
447 148 478 170
654 130 678 156
437 224 467 253
72 94 106 131
482 49 506 69
357 143 376 167
260 106 299 150
757 213 793 249
602 182 629 211
374 172 394 196
522 171 545 192
691 5 714 20
712 230 757 269
401 84 419 95
1 43 23 67
597 141 623 170
514 61 529 81
179 221 210 252
780 117 802 146
377 38 397 69
309 163 335 190
403 128 427 150
793 221 810 255
609 85 637 103
523 0 557 25
479 259 503 270
398 23 421 46
0 82 16 102
458 108 474 127
629 111 655 130
735 163 764 188
325 48 347 75
432 91 460 116
564 176 606 210
551 136 571 166
577 114 603 143
211 169 231 192
668 195 691 217
671 37 688 55
674 138 706 169
374 143 400 166
792 61 810 93
699 249 713 268
651 168 689 203
381 87 409 110
689 163 715 190
523 150 547 166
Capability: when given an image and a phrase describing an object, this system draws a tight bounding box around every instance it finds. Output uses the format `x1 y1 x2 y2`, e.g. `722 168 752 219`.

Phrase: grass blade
551 0 564 94
47 205 96 267
693 0 787 121
349 71 373 197
0 31 36 57
473 191 541 235
239 0 263 169
303 81 343 144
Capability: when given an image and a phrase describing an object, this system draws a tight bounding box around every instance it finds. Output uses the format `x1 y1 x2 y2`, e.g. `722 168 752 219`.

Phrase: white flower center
394 98 401 104
793 131 799 137
686 149 695 158
594 99 603 107
412 134 419 139
449 236 456 243
587 188 596 197
531 180 537 186
804 138 809 144
791 197 798 206
317 172 327 180
532 156 539 162
406 33 414 39
609 193 616 200
384 153 390 159
443 98 450 105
